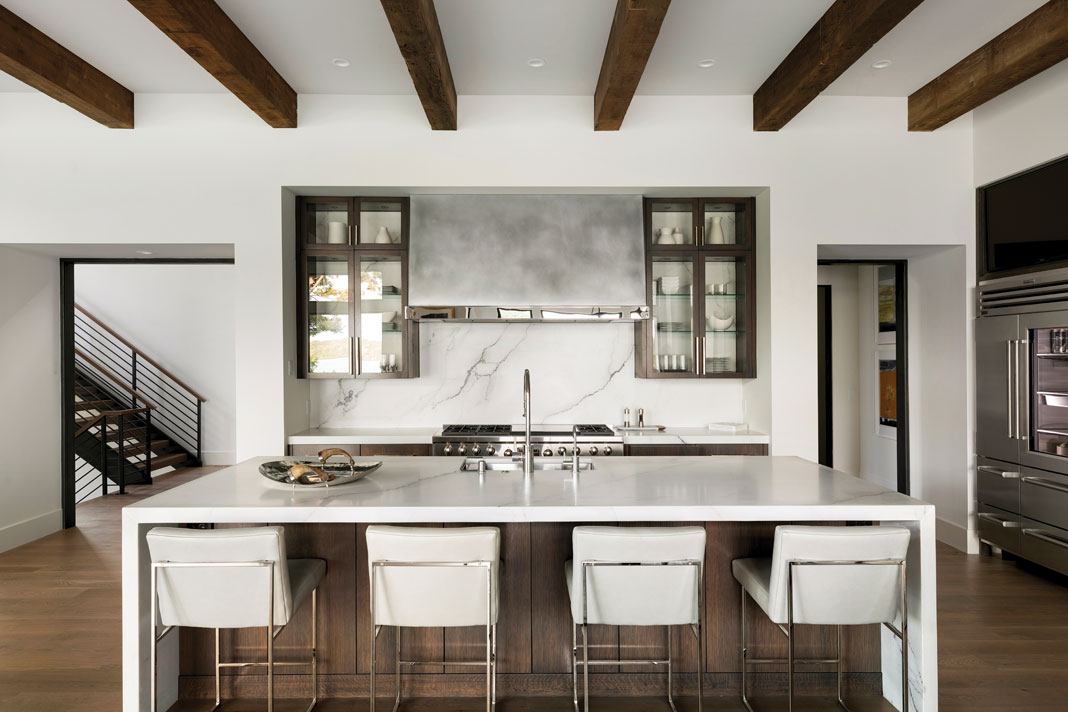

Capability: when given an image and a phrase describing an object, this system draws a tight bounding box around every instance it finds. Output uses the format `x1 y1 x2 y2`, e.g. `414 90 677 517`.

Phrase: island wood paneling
180 521 880 698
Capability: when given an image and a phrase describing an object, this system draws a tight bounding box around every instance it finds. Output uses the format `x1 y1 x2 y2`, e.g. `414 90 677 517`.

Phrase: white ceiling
0 0 1049 98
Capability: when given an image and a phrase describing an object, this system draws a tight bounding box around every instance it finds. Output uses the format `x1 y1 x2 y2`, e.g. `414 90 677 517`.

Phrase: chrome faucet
571 425 580 477
523 369 533 476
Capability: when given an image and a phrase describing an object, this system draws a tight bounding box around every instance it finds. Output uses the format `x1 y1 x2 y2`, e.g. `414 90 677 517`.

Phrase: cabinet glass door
650 256 696 375
306 255 352 375
1030 326 1068 459
702 255 748 375
359 255 405 375
358 199 406 247
701 201 746 247
648 200 696 247
303 199 351 246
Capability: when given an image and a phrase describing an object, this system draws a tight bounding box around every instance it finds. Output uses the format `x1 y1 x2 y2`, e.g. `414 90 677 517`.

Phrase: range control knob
458 444 468 455
471 445 482 455
542 447 553 456
589 446 598 456
503 448 513 457
558 447 568 456
602 446 613 456
444 444 453 455
486 445 496 455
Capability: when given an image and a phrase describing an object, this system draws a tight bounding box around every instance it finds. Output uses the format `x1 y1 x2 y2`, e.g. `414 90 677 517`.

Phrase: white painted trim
936 516 976 554
0 509 62 554
200 451 236 466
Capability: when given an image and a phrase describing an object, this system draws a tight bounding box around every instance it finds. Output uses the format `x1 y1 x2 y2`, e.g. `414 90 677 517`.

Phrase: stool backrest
366 525 500 627
147 526 294 629
571 526 705 626
767 525 910 625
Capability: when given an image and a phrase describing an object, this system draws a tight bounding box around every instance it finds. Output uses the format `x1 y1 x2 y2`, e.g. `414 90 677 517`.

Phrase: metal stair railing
74 406 153 501
73 303 207 464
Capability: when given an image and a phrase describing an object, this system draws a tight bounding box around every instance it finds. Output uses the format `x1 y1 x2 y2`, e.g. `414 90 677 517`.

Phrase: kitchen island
122 456 936 711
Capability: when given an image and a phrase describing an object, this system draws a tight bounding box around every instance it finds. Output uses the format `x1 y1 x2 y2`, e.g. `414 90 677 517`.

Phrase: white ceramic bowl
378 311 398 323
707 314 735 331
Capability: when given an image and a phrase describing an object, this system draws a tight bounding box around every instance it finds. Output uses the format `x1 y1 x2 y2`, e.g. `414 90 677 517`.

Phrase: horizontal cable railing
74 303 206 463
74 408 152 502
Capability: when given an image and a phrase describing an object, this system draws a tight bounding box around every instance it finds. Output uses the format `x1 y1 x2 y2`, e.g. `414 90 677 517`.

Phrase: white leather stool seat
730 557 773 615
566 526 706 626
366 525 500 628
147 526 326 629
733 525 910 626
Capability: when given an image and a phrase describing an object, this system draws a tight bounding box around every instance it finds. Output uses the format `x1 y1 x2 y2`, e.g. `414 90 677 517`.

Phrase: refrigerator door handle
1007 340 1016 439
1016 338 1028 441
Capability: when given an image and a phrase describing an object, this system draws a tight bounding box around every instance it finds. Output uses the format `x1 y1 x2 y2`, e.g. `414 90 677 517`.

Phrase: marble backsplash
312 323 749 428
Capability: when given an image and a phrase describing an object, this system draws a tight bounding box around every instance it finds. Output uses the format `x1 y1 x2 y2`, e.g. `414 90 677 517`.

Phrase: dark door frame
817 259 910 495
817 284 833 468
60 257 235 528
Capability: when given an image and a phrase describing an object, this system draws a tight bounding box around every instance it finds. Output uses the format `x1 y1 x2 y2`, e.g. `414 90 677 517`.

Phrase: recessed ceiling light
135 250 153 255
697 59 716 69
526 58 546 68
332 58 351 68
871 59 893 70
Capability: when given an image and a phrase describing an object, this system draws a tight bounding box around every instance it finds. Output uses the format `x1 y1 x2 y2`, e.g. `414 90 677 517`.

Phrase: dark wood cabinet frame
637 197 757 379
296 196 418 380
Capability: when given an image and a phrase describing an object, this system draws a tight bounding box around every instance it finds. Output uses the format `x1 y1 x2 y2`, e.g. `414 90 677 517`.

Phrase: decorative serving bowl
258 448 381 489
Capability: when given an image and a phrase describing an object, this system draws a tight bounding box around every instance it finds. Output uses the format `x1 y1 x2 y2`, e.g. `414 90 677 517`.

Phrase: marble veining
312 323 749 428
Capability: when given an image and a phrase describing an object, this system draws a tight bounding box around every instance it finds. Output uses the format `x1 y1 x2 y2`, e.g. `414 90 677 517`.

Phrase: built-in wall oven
976 267 1068 574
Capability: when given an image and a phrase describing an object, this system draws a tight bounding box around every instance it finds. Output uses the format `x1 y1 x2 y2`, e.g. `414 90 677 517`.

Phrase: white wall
973 60 1068 185
0 247 62 552
0 92 975 462
75 264 237 464
817 264 861 476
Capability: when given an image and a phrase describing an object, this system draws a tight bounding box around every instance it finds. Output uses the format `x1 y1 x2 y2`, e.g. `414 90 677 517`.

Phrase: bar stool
366 525 500 712
566 525 706 712
732 525 910 712
146 526 326 712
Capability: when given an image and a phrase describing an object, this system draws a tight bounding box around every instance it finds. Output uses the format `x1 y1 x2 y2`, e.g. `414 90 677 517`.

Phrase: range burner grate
441 424 513 436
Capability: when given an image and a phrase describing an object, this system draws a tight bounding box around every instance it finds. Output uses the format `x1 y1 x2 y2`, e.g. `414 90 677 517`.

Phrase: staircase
73 304 206 504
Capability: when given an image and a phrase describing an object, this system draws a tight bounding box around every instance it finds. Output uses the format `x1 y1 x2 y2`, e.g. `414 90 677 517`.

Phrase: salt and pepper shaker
624 407 631 428
638 408 645 428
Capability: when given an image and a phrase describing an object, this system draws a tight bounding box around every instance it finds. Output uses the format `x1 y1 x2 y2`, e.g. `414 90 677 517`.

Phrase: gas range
433 424 622 457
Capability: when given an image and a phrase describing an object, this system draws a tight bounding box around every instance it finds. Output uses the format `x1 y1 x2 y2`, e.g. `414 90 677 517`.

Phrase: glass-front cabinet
638 197 755 378
298 196 417 379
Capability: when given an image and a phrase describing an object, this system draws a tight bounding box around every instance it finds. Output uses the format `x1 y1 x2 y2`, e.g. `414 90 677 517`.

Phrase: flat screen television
980 155 1068 278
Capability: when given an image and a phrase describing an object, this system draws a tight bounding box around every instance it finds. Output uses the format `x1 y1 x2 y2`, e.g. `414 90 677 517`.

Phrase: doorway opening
61 257 235 528
817 260 910 495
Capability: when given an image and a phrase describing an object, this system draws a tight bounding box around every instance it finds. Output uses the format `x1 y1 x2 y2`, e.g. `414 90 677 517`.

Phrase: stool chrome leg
572 624 579 712
666 625 677 712
394 626 402 712
740 585 754 712
582 623 590 712
214 628 221 710
787 561 795 712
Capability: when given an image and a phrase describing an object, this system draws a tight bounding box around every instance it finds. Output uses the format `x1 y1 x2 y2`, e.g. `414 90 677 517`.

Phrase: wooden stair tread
134 452 188 471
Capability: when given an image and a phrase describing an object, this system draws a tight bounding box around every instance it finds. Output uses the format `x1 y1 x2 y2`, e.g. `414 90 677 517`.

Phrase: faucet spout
523 369 533 476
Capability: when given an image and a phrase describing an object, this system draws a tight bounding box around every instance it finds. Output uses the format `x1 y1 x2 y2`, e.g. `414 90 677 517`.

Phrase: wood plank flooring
0 466 1066 711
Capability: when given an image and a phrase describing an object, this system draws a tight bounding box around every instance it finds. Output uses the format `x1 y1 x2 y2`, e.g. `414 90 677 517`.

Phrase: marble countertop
287 426 769 446
125 455 928 523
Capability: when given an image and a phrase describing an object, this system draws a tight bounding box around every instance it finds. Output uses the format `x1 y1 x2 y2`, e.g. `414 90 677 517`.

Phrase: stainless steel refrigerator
976 267 1068 574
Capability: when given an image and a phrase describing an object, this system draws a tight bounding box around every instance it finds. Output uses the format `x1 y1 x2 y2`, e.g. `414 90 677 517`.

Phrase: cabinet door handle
978 465 1020 479
1023 528 1068 549
1022 476 1068 495
351 336 358 376
694 335 702 376
977 512 1020 528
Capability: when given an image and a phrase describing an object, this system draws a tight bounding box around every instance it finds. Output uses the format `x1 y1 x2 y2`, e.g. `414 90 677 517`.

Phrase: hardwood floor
0 465 1066 711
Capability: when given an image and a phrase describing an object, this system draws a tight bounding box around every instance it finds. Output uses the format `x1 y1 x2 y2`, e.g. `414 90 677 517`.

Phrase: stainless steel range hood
407 194 648 323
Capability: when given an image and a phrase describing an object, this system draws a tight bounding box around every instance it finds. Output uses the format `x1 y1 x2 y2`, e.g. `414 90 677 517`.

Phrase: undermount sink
461 457 595 472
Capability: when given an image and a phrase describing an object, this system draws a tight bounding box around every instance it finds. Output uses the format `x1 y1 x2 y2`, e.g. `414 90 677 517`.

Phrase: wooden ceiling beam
594 0 671 131
0 5 133 128
909 0 1068 131
128 0 296 127
380 0 457 130
753 0 923 131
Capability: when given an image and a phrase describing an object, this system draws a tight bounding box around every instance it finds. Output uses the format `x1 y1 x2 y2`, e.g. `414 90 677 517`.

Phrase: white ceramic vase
708 216 726 245
327 221 347 244
375 226 393 244
656 227 676 244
